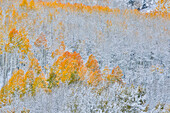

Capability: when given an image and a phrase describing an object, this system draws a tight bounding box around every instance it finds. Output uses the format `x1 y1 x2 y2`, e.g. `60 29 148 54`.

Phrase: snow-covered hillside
0 0 169 112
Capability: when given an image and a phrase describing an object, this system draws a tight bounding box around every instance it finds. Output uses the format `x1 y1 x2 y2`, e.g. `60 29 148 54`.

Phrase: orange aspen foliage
51 41 66 58
87 70 102 86
49 51 84 85
85 54 100 72
78 66 87 81
39 1 113 14
37 1 169 19
107 66 123 83
29 58 42 75
8 28 18 42
85 55 102 86
34 33 47 48
102 66 110 78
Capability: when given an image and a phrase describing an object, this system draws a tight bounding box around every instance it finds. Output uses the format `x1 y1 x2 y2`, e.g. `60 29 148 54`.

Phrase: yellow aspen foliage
29 0 35 9
20 0 28 7
5 43 11 53
0 84 10 106
8 28 18 43
18 29 31 56
5 28 31 56
0 46 2 54
0 69 25 106
12 8 18 19
150 65 164 74
9 69 25 97
84 6 93 14
19 12 28 20
102 66 124 84
102 66 110 76
24 70 34 84
20 107 30 113
0 35 3 54
150 0 170 19
0 68 47 105
49 12 53 23
32 73 47 95
0 7 2 15
28 52 34 60
0 69 48 106
102 66 111 81
106 20 112 28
